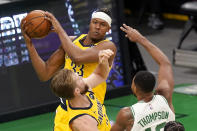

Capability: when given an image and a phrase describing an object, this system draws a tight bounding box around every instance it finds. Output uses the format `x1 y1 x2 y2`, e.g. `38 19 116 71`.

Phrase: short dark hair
95 8 112 18
50 69 76 99
164 121 185 131
134 71 156 93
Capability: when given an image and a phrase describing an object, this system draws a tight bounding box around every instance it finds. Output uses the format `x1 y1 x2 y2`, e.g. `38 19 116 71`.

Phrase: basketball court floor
0 16 197 131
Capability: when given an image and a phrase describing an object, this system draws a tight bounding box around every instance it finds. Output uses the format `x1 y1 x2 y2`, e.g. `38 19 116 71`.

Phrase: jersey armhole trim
72 34 83 42
69 113 99 125
130 106 135 121
60 98 67 111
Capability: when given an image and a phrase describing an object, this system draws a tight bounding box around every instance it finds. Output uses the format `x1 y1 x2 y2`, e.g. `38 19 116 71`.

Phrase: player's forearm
94 62 110 80
138 37 170 66
26 44 50 81
56 24 84 63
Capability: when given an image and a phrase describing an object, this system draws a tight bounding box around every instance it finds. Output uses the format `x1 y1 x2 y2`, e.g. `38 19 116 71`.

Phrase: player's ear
74 87 80 96
107 26 111 32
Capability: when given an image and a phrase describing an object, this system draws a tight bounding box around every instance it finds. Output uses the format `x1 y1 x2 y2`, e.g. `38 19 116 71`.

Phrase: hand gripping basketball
22 10 52 39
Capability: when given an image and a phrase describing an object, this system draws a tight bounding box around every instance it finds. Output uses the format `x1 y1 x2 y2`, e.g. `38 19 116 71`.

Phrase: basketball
23 10 52 39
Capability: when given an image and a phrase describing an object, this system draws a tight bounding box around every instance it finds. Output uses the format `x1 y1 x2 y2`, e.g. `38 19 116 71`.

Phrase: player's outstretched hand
120 24 144 43
98 49 114 66
20 18 32 46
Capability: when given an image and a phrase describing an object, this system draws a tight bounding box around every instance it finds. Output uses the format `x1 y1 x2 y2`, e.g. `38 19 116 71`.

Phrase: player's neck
83 34 103 45
69 95 90 108
137 92 154 103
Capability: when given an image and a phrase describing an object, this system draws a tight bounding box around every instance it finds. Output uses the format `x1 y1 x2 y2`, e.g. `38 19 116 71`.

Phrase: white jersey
131 95 175 131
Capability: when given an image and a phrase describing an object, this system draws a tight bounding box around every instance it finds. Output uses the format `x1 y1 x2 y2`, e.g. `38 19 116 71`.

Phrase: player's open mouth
93 32 99 35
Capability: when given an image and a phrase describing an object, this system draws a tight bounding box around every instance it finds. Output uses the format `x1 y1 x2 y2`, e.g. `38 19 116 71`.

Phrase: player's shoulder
69 34 87 41
96 39 116 51
118 107 133 120
100 39 115 45
115 107 133 129
69 36 77 41
154 94 169 104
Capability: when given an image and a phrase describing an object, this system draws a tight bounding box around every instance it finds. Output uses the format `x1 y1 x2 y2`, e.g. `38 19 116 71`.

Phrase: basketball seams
23 10 51 38
24 16 45 27
28 18 46 37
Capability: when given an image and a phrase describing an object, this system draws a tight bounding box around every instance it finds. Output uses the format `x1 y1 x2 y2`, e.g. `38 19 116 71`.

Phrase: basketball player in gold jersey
21 8 116 131
50 49 113 131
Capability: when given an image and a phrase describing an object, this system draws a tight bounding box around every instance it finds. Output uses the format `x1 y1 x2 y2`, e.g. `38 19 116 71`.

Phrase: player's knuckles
103 55 110 59
104 53 111 58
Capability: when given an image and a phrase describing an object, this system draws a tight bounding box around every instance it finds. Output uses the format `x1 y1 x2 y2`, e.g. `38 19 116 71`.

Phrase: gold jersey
60 91 111 131
54 34 111 131
64 34 110 104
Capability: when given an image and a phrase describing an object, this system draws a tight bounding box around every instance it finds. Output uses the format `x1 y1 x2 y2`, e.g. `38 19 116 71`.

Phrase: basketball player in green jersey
111 24 175 131
21 8 116 131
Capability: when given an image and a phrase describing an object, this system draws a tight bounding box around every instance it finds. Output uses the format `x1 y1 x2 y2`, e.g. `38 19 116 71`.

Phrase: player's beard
80 84 89 95
91 37 103 43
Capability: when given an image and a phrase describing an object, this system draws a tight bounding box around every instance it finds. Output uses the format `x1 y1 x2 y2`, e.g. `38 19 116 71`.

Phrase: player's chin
91 35 104 41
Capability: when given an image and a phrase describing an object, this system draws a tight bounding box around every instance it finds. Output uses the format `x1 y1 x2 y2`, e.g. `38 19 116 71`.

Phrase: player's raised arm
84 49 114 89
20 19 65 81
120 24 174 112
44 11 116 66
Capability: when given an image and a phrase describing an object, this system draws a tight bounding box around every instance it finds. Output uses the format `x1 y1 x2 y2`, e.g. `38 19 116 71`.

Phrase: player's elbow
98 72 109 81
37 74 51 82
161 59 172 67
100 76 107 82
38 76 49 82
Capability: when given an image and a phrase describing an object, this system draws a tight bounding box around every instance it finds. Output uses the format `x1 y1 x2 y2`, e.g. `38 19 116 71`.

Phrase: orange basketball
23 10 52 39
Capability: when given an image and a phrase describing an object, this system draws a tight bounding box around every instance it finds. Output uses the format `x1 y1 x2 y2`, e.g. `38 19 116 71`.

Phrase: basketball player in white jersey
111 24 175 131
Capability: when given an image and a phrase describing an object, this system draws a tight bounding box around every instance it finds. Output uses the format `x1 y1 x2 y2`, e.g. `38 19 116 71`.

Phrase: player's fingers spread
23 33 29 38
23 25 28 33
120 26 124 31
44 11 50 16
20 18 26 29
45 17 51 21
122 23 127 27
120 26 127 32
44 11 52 18
123 23 130 29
